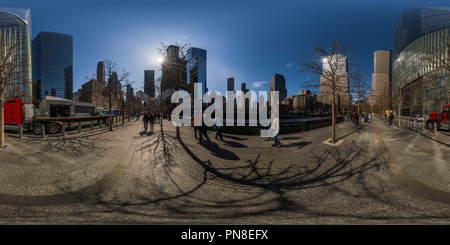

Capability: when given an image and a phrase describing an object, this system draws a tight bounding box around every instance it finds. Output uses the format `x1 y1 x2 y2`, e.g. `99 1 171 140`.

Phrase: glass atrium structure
392 6 450 116
32 31 73 102
0 7 32 102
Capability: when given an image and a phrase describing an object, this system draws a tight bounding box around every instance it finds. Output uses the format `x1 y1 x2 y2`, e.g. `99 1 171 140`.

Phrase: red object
3 98 23 125
429 104 450 127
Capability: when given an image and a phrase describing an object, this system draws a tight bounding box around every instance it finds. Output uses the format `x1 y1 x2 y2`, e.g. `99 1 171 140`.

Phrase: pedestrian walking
150 113 155 131
192 111 199 139
346 113 351 123
354 112 359 127
214 111 224 141
270 111 282 147
265 111 273 141
368 113 371 123
143 112 150 132
389 112 394 126
198 111 210 145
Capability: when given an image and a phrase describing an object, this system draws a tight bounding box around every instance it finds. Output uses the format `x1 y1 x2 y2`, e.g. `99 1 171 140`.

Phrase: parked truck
426 104 450 130
3 97 114 135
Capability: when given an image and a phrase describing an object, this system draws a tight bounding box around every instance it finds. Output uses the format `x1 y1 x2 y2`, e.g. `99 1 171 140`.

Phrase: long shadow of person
200 141 240 160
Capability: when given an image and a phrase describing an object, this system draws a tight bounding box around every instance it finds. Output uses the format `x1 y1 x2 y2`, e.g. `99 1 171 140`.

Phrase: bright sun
157 57 164 63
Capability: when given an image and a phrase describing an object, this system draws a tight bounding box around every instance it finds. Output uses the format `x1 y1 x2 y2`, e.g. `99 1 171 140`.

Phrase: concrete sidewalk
160 115 450 206
0 118 141 199
373 115 450 199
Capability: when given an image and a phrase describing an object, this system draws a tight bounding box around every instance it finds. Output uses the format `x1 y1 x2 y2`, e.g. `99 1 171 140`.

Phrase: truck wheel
427 120 435 130
47 123 59 134
34 124 43 135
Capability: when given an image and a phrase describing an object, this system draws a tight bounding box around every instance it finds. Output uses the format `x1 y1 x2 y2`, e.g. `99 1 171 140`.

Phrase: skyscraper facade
227 77 234 92
392 6 450 115
368 49 391 107
144 70 155 98
188 47 207 99
269 73 287 105
32 31 73 101
0 7 32 102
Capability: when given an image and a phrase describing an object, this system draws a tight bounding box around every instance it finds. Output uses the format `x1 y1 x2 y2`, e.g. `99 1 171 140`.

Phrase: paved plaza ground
0 114 450 225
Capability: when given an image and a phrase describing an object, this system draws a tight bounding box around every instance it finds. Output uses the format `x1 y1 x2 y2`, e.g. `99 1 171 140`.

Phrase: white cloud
286 62 295 68
252 81 268 88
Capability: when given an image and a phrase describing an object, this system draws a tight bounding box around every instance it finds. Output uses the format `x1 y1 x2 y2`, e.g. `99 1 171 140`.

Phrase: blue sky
3 0 450 100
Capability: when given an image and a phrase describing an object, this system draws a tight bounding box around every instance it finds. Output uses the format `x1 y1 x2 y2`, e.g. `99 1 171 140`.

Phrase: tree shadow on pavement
83 120 404 224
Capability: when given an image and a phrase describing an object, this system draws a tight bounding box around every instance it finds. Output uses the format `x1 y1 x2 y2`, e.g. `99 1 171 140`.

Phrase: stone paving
1 114 450 224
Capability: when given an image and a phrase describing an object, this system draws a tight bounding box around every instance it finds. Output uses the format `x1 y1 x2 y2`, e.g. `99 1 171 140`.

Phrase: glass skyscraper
188 47 207 100
0 7 32 102
392 6 450 115
32 31 73 102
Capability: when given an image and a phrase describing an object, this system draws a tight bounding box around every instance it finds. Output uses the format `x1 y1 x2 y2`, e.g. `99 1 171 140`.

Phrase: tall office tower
269 73 287 105
0 7 32 102
144 70 155 98
97 61 105 84
32 31 73 101
241 83 246 91
318 54 352 113
227 77 234 92
162 45 187 94
109 72 122 94
188 47 207 99
320 54 349 94
368 49 391 106
126 84 134 102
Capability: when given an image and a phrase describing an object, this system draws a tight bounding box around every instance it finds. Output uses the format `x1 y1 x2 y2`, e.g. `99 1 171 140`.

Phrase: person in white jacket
270 111 282 147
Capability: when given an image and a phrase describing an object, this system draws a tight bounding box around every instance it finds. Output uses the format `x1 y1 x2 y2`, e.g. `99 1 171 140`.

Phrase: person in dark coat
143 112 150 132
198 111 210 145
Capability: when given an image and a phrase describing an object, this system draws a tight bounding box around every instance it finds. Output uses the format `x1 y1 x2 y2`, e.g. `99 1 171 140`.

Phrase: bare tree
350 65 370 114
154 42 201 139
416 32 450 116
103 60 130 130
392 69 415 128
298 39 364 143
0 36 31 148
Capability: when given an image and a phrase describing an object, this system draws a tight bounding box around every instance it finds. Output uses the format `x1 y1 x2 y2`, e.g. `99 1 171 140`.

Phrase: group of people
191 110 224 145
142 112 161 132
385 112 395 126
191 110 283 147
346 112 372 127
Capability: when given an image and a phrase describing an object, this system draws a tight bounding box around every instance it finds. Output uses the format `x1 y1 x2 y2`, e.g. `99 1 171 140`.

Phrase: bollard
100 119 102 128
78 122 82 134
434 121 437 134
422 120 424 130
61 123 65 137
19 124 23 139
413 120 415 128
90 121 94 130
41 124 45 138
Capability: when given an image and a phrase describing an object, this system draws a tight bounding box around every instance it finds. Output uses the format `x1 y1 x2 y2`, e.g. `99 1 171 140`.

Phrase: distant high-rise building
318 54 352 113
97 61 105 84
32 31 73 101
0 7 33 102
269 73 287 105
188 47 207 99
126 84 134 102
144 70 155 98
369 49 391 106
241 83 246 91
227 77 234 92
162 45 187 95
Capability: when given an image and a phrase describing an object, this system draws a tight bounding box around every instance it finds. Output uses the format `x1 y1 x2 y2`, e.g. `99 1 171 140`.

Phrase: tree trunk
331 92 335 143
0 102 4 148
